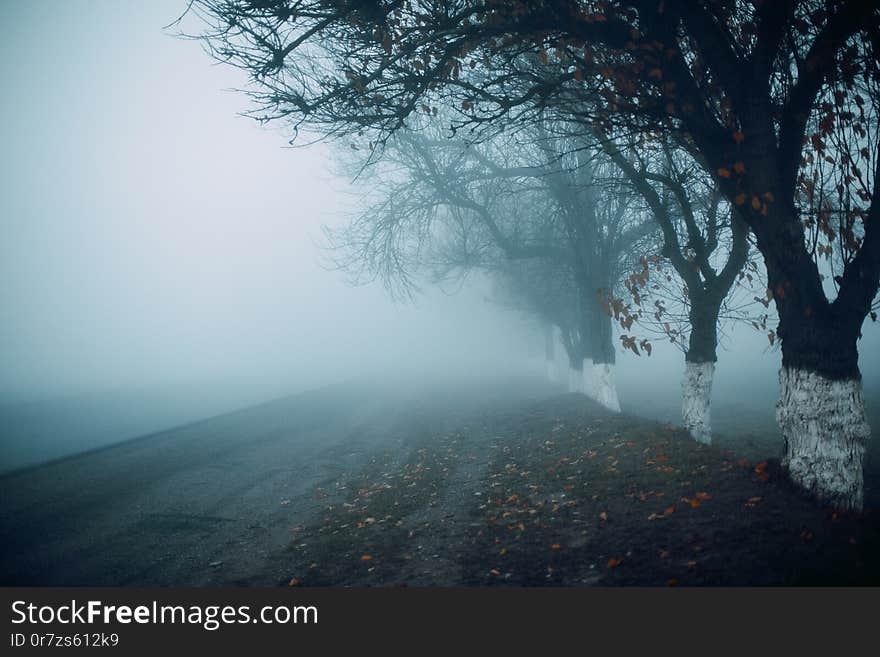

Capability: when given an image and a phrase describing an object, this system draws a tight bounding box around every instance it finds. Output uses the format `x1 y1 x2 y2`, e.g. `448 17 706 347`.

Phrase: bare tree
189 0 880 509
591 130 753 443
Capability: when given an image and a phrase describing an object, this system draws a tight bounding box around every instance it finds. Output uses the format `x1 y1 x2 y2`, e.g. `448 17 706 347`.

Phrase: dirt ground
2 377 878 586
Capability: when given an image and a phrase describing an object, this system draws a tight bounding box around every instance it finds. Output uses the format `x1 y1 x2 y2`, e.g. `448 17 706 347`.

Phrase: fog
0 0 541 469
0 0 877 472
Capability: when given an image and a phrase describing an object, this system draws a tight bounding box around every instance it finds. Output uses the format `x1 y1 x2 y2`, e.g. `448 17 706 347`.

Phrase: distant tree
190 0 880 510
327 123 657 409
516 123 657 409
487 257 582 387
324 124 579 387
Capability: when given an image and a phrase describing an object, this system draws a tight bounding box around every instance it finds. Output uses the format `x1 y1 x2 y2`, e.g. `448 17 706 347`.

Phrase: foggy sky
0 0 537 403
0 0 877 413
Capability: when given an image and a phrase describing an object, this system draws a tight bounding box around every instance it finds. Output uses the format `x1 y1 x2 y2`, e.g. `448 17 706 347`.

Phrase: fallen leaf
607 558 621 569
666 578 679 586
695 492 711 500
288 577 299 587
489 568 501 576
360 555 373 561
551 543 562 551
599 511 608 521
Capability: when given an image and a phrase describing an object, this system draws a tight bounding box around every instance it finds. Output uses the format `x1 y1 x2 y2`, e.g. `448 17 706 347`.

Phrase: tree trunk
589 292 620 412
581 357 595 399
761 220 872 511
774 308 869 511
592 361 621 412
681 362 714 445
682 293 720 444
559 329 582 394
776 367 868 511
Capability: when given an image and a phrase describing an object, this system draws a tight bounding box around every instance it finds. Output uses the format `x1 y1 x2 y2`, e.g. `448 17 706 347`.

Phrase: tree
521 123 657 409
327 122 656 408
597 130 753 443
190 0 880 510
325 123 581 384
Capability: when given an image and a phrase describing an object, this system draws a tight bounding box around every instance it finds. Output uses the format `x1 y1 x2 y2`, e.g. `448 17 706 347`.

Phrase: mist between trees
179 0 880 512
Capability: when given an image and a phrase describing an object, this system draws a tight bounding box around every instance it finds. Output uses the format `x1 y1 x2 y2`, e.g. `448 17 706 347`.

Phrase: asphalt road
0 377 549 586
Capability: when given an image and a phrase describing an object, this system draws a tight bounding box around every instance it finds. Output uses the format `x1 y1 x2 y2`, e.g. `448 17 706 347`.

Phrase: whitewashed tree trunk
681 361 714 444
567 367 582 393
592 362 621 412
776 367 869 512
581 357 595 400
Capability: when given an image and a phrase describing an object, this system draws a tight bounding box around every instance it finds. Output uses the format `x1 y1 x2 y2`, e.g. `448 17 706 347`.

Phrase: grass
268 393 880 587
